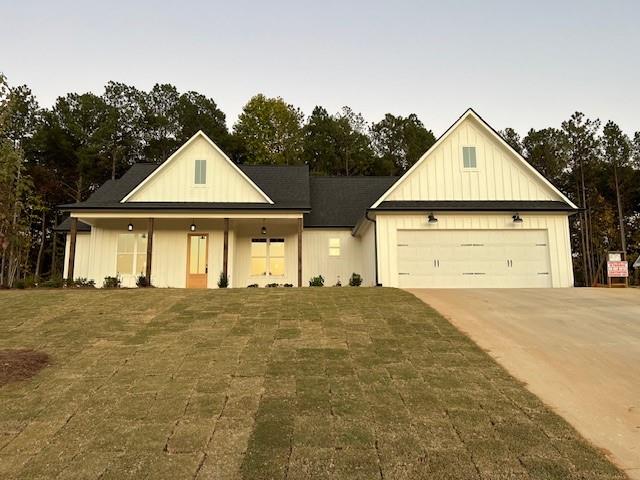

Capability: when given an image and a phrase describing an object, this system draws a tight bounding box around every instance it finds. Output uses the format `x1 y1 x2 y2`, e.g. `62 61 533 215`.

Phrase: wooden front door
187 234 208 288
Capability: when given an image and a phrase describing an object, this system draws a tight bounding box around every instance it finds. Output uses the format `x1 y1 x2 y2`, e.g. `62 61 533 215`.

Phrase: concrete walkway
408 288 640 479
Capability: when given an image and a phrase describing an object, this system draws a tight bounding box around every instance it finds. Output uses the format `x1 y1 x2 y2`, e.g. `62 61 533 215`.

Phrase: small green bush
14 280 26 289
283 283 294 288
40 276 64 288
349 273 362 287
309 275 324 287
103 276 121 288
247 283 259 288
136 276 150 288
266 283 279 288
217 272 229 288
74 278 95 288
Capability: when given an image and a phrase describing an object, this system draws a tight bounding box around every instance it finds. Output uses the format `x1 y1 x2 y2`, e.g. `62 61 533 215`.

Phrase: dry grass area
0 288 626 479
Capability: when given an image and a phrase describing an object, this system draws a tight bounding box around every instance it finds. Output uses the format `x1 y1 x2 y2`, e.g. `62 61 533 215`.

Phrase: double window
194 159 207 184
251 238 285 276
462 146 477 169
116 233 147 276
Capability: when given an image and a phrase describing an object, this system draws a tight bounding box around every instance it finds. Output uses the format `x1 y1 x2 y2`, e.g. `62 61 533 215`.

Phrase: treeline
1 74 639 287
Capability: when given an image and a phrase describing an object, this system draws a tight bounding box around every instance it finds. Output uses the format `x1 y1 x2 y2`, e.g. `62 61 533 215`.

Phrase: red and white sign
607 261 629 278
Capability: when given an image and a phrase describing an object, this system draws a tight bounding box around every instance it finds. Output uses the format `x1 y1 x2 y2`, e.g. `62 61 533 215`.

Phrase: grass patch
0 288 627 479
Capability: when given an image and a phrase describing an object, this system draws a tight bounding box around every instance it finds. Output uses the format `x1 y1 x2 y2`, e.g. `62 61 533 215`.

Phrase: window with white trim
329 238 341 256
116 233 147 276
462 146 477 169
194 159 206 184
251 238 285 276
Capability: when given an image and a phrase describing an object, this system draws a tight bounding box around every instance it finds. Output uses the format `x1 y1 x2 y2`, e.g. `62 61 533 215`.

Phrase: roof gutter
365 211 381 287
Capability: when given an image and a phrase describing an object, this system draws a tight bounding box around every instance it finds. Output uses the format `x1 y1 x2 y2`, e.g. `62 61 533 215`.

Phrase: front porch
65 213 304 288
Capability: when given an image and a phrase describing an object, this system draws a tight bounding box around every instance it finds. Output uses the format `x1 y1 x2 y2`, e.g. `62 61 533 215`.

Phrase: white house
58 109 578 289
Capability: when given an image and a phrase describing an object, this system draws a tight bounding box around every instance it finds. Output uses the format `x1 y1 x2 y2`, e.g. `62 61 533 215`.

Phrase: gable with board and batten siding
123 131 273 204
372 109 576 207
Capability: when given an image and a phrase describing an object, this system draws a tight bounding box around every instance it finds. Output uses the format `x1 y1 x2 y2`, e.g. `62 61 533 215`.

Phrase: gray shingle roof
304 176 398 228
239 165 310 208
53 217 91 232
60 163 311 210
85 164 160 203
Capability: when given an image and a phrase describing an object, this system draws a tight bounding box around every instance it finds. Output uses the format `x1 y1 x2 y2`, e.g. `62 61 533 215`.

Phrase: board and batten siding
359 222 377 286
232 222 298 288
63 233 91 280
386 116 559 202
127 135 268 203
302 228 376 287
376 213 574 288
65 219 228 288
151 227 226 289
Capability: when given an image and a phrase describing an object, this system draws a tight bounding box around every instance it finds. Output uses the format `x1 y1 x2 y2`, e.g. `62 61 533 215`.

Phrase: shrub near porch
0 288 625 479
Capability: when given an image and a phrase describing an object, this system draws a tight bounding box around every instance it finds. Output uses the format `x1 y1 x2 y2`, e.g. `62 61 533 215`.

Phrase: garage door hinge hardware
397 243 408 247
538 272 549 275
536 243 547 247
460 243 484 247
398 272 410 275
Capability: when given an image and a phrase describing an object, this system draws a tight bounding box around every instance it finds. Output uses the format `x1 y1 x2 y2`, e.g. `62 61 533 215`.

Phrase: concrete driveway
408 288 640 479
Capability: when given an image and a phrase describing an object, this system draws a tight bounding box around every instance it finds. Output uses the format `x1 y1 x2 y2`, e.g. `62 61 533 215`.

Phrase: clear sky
1 0 639 136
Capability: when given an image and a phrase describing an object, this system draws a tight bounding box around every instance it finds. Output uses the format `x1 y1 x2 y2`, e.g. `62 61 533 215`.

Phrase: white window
194 159 206 184
463 146 477 169
329 238 341 256
116 233 147 276
251 238 285 276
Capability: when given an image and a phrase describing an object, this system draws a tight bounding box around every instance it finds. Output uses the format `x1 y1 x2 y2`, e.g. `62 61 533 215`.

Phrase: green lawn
0 288 625 479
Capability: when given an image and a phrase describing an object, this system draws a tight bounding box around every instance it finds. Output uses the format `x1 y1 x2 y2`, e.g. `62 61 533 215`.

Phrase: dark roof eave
370 207 577 212
303 225 355 229
371 200 578 213
59 204 311 212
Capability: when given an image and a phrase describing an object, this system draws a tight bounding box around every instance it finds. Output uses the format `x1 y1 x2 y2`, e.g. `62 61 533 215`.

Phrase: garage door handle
437 259 440 267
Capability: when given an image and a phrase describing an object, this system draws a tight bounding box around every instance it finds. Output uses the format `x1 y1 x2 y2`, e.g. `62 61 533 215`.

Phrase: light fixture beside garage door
427 213 438 224
512 213 523 224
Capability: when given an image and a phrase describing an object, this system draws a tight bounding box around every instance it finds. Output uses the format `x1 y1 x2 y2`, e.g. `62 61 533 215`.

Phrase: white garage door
397 229 552 288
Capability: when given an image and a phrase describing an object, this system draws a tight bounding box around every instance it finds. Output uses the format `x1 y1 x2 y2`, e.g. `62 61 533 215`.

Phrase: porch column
146 218 154 283
66 217 78 281
297 218 303 287
223 218 229 280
